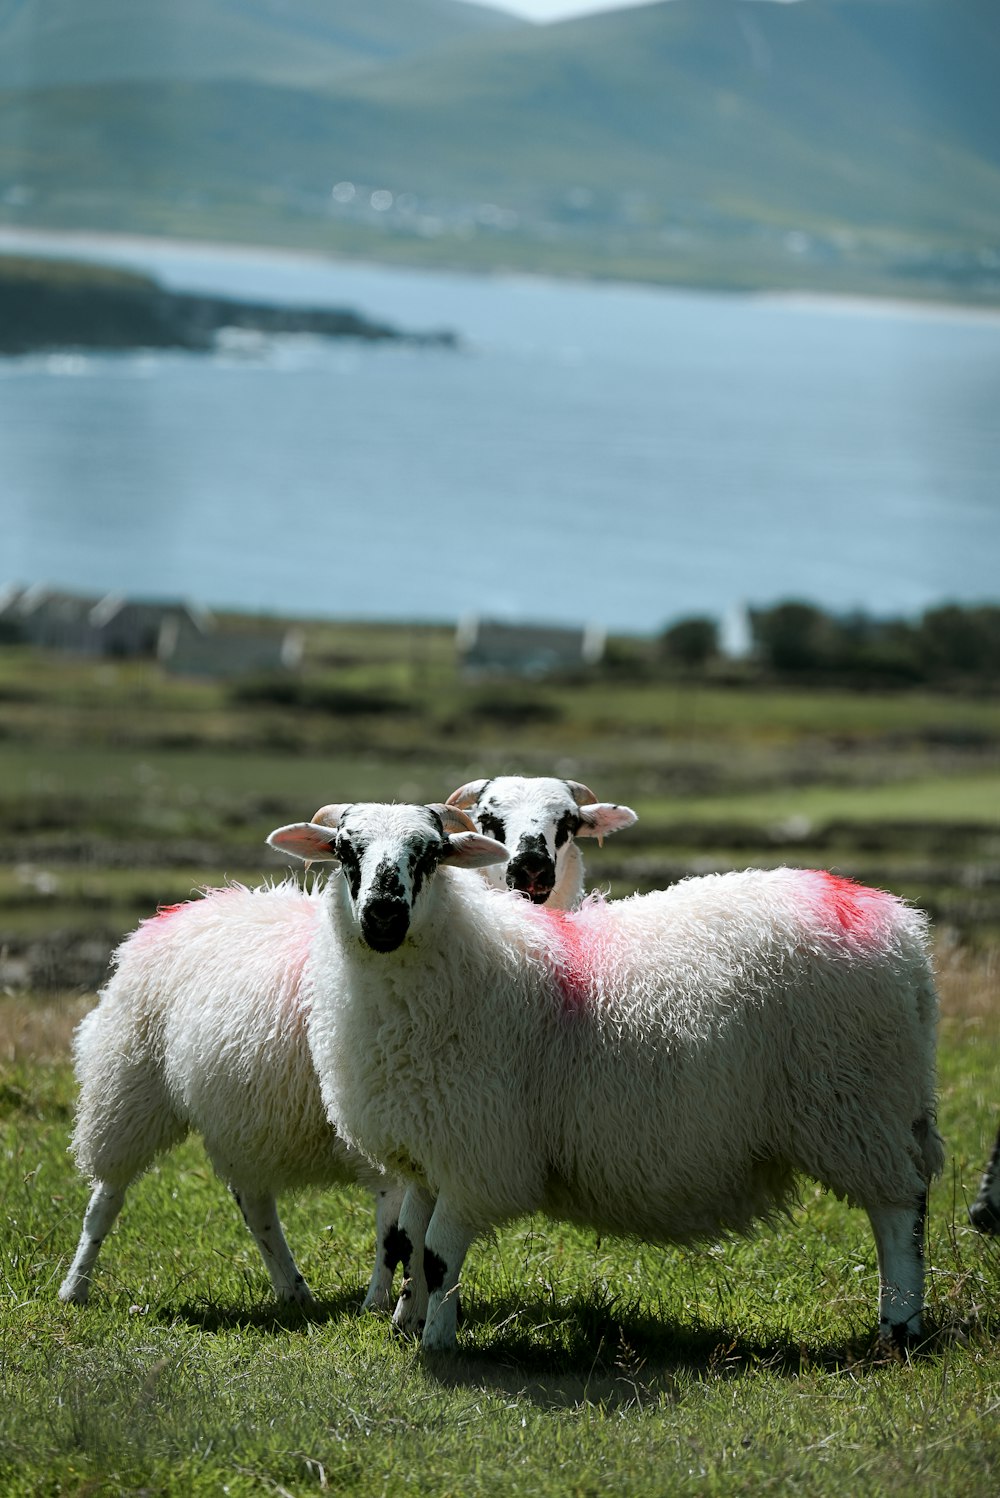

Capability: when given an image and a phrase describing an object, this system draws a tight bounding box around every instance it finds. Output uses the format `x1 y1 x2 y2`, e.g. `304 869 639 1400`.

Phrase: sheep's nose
507 846 556 904
360 899 410 953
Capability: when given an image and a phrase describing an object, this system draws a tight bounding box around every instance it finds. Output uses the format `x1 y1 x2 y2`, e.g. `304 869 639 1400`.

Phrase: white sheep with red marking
269 802 945 1353
60 779 633 1309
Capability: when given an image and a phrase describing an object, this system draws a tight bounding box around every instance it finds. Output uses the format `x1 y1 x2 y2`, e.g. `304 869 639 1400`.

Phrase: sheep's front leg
391 1186 435 1337
59 1181 127 1304
232 1188 314 1307
867 1195 927 1349
969 1124 1000 1233
361 1182 408 1313
419 1194 475 1353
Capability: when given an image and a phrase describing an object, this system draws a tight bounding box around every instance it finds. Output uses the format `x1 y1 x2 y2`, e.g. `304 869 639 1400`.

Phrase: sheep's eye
480 812 506 843
336 839 362 898
554 811 581 849
409 838 441 898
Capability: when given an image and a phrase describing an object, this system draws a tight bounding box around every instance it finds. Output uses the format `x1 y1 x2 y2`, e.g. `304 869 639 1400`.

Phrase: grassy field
1 625 999 1494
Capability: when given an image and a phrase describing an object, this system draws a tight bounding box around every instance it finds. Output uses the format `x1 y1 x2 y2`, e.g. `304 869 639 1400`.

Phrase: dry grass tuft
0 989 93 1066
935 940 1000 1028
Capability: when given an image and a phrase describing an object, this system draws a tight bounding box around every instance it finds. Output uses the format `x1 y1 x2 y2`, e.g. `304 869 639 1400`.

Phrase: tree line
656 602 1000 689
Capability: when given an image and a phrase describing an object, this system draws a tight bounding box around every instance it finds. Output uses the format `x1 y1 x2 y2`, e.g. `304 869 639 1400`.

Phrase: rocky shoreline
0 254 457 353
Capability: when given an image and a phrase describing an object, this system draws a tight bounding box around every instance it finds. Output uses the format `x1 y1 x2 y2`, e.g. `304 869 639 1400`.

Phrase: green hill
0 0 523 88
1 0 998 301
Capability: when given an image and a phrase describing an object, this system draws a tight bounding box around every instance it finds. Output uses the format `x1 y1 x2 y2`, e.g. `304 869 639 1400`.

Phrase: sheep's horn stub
428 802 479 835
566 780 598 807
312 803 351 829
445 779 489 810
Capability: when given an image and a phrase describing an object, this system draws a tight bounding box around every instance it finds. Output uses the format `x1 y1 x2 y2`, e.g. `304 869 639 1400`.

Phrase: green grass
638 769 1000 829
1 981 999 1496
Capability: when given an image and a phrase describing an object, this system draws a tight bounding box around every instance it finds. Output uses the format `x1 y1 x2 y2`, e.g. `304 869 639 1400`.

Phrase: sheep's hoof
877 1321 925 1358
420 1327 458 1354
391 1316 425 1343
279 1284 316 1311
391 1291 425 1341
360 1286 395 1315
58 1281 88 1306
969 1197 1000 1234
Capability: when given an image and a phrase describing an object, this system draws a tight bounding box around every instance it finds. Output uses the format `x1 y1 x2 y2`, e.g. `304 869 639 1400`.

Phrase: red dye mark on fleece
807 870 891 940
153 902 186 921
540 908 593 1010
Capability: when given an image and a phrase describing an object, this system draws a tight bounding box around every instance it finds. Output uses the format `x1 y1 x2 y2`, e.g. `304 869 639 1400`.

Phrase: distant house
456 617 605 678
1 584 104 652
89 594 213 659
0 584 208 657
0 583 300 677
159 617 304 677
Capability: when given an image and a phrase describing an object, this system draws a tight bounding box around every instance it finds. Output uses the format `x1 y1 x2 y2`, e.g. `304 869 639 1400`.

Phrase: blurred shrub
230 675 415 716
749 602 839 674
918 605 1000 678
747 601 999 687
462 687 562 725
659 616 719 669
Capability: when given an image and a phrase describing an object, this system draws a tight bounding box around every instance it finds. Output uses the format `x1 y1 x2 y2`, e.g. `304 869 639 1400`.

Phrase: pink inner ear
268 823 338 862
580 804 637 838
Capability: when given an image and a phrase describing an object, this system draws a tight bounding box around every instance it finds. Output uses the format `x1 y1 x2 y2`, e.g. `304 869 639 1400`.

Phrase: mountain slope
321 0 1000 219
1 0 998 299
0 0 523 89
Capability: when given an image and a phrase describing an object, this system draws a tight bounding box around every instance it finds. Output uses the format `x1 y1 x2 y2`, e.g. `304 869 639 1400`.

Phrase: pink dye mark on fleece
805 869 893 942
540 907 594 1010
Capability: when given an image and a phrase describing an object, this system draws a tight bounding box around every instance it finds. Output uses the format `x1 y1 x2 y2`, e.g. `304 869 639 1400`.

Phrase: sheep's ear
267 823 341 863
440 831 509 870
576 803 638 842
445 778 489 810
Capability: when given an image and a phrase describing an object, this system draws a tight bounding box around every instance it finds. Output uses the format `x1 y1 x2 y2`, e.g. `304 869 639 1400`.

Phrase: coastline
3 223 1000 327
0 235 458 353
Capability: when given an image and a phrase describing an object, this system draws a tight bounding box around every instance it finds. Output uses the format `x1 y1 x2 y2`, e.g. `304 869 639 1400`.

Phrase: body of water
3 228 999 635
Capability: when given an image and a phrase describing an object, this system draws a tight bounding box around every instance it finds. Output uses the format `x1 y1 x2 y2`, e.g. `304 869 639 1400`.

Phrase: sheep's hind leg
867 1194 927 1349
418 1194 475 1353
390 1186 435 1337
59 1180 127 1304
361 1182 409 1312
969 1124 1000 1233
232 1188 314 1307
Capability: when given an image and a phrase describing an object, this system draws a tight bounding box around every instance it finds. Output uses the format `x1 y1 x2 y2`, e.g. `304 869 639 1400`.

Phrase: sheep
444 775 637 907
268 803 945 1353
969 1126 1000 1233
60 778 630 1309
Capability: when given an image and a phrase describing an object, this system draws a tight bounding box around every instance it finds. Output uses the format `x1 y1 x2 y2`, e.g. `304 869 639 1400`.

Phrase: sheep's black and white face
449 776 636 906
472 777 581 903
267 804 508 955
332 804 450 953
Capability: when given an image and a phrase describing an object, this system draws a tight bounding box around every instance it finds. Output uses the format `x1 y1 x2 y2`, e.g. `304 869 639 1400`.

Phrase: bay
2 228 998 635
